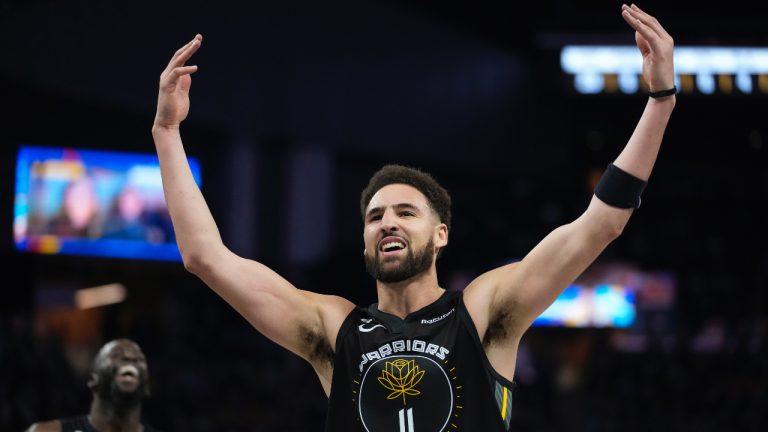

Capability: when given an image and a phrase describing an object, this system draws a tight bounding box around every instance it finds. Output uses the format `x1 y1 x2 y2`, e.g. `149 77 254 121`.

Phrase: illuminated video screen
13 145 201 261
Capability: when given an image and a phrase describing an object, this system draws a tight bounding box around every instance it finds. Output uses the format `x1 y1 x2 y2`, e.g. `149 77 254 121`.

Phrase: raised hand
621 4 675 93
154 35 202 129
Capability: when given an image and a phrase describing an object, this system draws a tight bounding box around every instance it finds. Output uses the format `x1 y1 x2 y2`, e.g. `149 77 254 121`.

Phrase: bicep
483 197 631 331
189 245 352 362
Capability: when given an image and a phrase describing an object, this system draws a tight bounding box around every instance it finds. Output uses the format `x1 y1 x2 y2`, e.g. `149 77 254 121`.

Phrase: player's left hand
621 4 675 93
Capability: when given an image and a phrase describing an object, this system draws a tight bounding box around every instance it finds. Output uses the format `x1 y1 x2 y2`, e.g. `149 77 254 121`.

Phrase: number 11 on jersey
398 408 414 432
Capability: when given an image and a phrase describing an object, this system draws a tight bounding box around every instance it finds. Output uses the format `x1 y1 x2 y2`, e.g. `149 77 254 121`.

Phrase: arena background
1 0 766 430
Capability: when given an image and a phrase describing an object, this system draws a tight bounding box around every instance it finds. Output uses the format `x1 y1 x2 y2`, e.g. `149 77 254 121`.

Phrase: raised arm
151 36 354 389
465 4 675 340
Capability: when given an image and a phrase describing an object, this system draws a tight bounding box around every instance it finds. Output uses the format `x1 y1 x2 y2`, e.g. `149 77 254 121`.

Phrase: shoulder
312 292 357 310
301 291 357 349
462 262 523 339
305 292 357 325
463 262 522 310
25 420 62 432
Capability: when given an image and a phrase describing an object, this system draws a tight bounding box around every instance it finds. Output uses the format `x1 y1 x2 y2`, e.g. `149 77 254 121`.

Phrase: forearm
152 125 224 265
585 96 675 238
613 95 675 180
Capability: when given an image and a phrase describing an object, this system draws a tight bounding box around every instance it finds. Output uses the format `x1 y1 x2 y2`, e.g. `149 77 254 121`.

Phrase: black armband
648 86 677 99
594 163 647 209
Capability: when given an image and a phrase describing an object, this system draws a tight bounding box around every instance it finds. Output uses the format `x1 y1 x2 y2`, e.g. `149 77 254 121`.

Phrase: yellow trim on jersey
501 386 508 420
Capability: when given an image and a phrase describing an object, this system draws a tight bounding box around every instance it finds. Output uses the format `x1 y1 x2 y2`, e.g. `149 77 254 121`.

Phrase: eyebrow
366 203 423 218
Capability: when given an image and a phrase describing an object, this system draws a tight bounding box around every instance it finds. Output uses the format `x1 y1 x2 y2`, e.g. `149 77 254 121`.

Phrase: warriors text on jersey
325 290 515 432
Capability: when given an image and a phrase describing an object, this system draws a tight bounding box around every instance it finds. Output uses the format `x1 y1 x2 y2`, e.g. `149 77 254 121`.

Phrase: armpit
301 325 334 367
482 299 519 348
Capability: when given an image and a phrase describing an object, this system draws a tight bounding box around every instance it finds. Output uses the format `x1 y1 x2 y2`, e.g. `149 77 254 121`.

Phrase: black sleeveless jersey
59 416 98 432
59 415 160 432
325 290 515 432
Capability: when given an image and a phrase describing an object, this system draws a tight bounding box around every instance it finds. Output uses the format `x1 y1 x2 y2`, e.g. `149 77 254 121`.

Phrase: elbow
603 218 627 241
181 251 204 275
578 210 628 243
179 235 226 276
582 215 626 244
181 247 218 276
583 199 632 244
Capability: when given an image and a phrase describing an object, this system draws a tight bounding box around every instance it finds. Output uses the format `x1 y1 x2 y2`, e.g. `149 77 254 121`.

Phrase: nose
379 208 399 232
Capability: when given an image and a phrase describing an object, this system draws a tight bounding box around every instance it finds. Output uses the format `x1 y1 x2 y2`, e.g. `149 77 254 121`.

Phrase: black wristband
648 86 676 98
594 163 647 209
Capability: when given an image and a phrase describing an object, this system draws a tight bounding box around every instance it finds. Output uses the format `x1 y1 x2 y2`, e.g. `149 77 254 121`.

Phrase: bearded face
365 236 435 283
362 184 447 284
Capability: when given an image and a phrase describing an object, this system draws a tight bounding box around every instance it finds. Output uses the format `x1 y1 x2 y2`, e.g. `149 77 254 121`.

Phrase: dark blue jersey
326 290 515 432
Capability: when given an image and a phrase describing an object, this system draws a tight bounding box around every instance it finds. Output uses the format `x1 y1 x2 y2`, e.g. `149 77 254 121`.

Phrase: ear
434 223 448 249
86 372 99 390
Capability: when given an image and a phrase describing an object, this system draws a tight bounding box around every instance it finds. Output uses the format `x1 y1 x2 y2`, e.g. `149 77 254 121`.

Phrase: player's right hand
154 34 202 129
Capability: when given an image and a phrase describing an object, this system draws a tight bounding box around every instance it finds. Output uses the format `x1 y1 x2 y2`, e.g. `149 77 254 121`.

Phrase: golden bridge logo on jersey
357 354 463 432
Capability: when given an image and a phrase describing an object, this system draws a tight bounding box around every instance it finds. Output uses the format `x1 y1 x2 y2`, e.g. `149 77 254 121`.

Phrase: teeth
118 365 139 377
382 241 404 251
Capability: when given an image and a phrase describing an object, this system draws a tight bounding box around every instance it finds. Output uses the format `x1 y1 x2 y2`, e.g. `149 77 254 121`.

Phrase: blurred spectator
102 186 162 242
24 339 160 432
34 176 103 239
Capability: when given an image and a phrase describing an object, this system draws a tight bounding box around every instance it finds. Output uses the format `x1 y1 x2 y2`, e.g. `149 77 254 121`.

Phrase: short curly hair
360 164 452 231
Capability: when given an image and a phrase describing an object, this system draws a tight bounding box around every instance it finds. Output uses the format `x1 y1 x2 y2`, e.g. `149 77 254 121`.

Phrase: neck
89 396 143 432
375 268 444 319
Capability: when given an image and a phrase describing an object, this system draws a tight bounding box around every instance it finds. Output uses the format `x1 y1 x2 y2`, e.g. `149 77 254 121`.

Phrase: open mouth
117 365 139 379
378 236 407 254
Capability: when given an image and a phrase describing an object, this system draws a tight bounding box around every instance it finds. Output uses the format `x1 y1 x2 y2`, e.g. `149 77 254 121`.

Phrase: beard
94 368 149 408
365 237 435 283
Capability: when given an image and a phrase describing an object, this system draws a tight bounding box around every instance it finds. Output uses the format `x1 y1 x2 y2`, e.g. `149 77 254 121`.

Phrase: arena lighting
74 283 127 309
561 46 768 95
532 283 636 328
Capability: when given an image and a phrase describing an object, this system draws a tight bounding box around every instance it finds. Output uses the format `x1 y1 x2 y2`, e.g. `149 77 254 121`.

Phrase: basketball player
25 339 160 432
151 4 675 430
